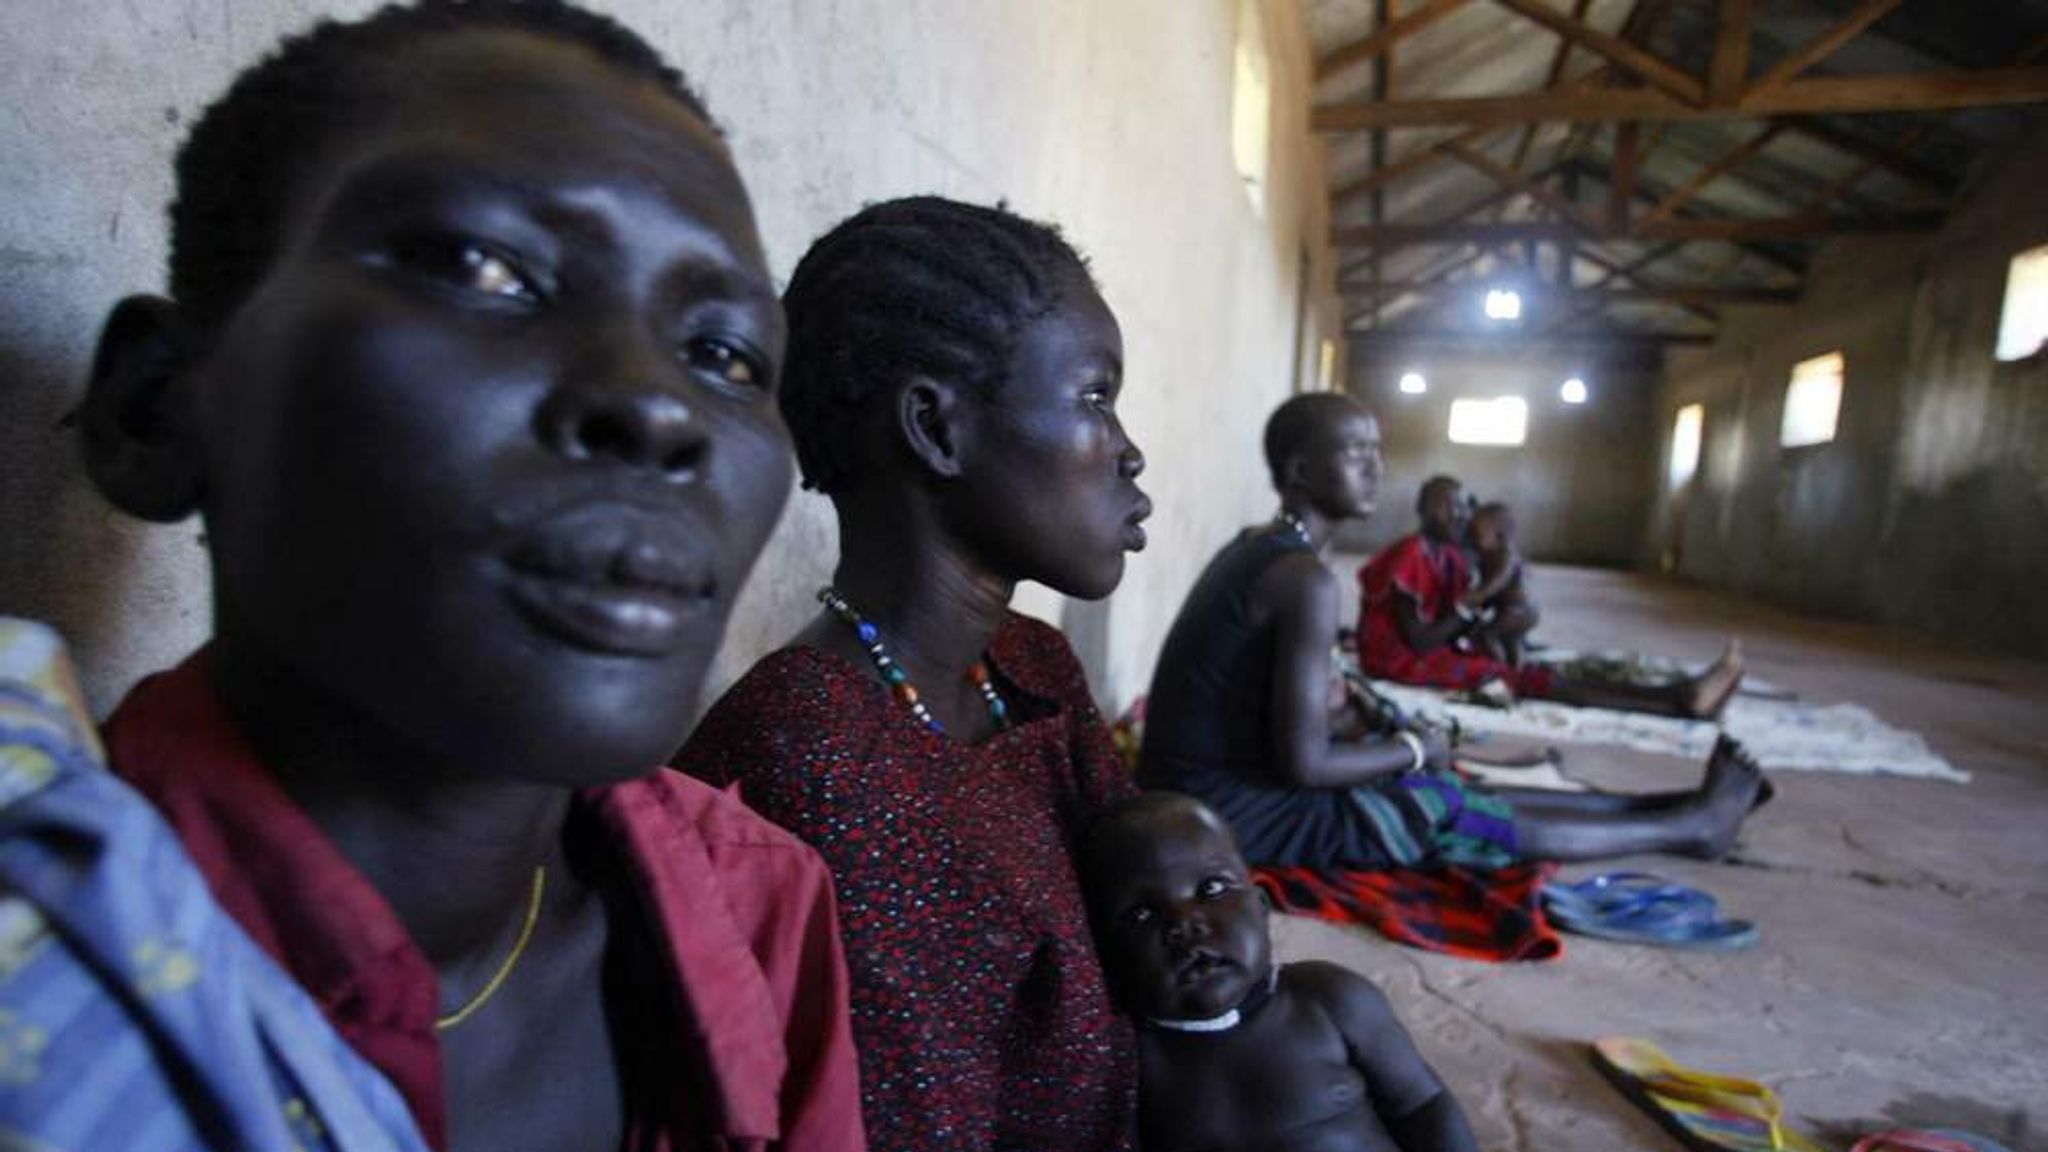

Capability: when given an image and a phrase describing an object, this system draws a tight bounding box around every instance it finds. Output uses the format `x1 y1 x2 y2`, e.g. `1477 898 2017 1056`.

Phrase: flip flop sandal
1592 1037 1824 1152
1544 873 1759 951
1852 1131 2014 1152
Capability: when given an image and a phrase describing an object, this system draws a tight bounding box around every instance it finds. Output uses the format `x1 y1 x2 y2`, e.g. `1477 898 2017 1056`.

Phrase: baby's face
188 29 791 783
1470 511 1512 552
1089 803 1272 1022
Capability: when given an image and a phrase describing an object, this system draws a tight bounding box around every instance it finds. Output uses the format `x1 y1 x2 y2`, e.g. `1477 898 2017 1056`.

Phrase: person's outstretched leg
1490 786 1692 816
1543 641 1745 720
1507 737 1765 861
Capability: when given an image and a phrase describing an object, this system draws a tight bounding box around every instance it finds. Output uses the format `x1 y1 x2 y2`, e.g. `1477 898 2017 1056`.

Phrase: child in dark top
1081 792 1478 1152
1466 501 1539 666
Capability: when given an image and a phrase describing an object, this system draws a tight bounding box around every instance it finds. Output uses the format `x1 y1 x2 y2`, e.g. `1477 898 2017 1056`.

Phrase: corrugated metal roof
1309 0 2048 340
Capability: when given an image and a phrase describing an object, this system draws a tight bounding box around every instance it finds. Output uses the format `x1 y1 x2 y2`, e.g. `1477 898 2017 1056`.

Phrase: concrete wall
1647 117 2048 658
1340 345 1662 565
0 0 1338 716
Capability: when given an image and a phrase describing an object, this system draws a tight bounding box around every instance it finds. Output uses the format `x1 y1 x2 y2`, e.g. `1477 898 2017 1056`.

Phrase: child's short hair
170 0 715 334
777 196 1097 494
1077 792 1245 896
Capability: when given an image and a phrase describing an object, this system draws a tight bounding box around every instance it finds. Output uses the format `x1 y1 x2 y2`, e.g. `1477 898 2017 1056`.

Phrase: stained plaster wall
1647 116 2048 658
1340 347 1662 566
0 0 1338 717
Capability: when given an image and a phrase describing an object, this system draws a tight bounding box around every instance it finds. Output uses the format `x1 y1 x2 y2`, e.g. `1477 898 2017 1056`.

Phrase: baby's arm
1287 962 1478 1152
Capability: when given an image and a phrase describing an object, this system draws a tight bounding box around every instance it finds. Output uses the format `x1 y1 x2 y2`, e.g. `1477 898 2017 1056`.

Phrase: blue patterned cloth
0 619 433 1152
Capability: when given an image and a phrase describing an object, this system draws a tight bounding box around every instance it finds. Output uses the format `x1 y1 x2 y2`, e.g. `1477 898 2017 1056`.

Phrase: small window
1230 0 1271 217
1447 397 1528 447
1317 339 1338 391
1780 351 1844 448
1995 243 2048 361
1669 403 1703 487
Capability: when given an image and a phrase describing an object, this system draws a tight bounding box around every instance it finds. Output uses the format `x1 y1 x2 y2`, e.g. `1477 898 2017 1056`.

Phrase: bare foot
1682 735 1765 858
1684 640 1746 719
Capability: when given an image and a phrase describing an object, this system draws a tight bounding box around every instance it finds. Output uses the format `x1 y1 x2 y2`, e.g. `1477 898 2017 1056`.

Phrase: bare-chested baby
1081 792 1478 1152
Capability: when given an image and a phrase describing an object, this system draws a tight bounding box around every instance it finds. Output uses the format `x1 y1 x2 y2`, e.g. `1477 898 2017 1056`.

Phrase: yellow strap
1639 1064 1786 1150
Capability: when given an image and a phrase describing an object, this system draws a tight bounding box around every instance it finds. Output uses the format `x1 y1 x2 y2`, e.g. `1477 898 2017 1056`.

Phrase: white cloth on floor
1375 680 1969 783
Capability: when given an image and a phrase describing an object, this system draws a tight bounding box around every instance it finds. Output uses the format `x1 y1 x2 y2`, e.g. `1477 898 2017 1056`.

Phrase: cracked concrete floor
1287 564 2048 1151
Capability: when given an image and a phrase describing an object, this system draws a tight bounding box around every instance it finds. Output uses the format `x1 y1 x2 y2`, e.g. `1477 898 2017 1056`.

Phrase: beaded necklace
1143 967 1281 1035
1275 509 1313 548
819 586 1011 736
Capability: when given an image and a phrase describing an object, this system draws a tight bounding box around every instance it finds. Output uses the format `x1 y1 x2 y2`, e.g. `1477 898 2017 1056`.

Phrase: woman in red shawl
1359 477 1743 718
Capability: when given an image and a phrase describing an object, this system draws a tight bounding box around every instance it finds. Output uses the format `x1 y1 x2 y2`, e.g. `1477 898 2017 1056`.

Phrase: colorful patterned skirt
1153 758 1520 873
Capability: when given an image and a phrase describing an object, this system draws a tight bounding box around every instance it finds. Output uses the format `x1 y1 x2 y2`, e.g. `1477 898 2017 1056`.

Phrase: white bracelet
1395 730 1427 773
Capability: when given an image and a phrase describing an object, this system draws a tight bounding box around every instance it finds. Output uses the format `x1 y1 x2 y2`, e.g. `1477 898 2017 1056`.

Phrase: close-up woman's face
187 29 792 784
955 278 1151 600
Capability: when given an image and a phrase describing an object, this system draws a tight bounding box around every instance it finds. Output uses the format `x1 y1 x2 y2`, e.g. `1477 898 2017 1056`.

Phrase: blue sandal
1543 872 1758 951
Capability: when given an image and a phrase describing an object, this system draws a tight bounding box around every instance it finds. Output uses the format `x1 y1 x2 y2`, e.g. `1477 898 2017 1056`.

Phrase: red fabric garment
678 613 1139 1152
101 651 866 1152
1251 862 1561 963
1356 534 1551 695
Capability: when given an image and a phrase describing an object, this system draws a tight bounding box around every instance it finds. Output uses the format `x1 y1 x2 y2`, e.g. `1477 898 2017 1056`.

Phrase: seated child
1465 501 1538 667
0 4 861 1149
1081 792 1478 1152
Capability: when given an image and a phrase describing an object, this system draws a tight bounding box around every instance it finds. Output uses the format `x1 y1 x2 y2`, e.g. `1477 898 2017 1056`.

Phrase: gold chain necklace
434 864 547 1032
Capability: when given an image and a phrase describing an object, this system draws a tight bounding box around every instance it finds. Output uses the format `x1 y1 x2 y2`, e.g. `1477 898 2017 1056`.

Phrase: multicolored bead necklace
819 586 1011 736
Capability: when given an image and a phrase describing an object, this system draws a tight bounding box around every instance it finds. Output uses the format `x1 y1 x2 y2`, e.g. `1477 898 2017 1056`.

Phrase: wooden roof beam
1488 0 1704 104
1566 160 1809 277
1347 326 1715 346
1707 0 1753 106
1332 126 1494 211
1342 282 1799 307
1507 0 1595 173
1609 120 1639 230
1781 117 1955 194
1557 242 1719 325
1317 0 1474 83
1442 142 1601 230
1312 67 2048 130
1330 66 1623 211
1641 124 1787 225
1745 0 1905 99
1333 212 1943 247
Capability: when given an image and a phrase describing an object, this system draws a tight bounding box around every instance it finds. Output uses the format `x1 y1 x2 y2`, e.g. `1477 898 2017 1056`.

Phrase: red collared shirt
102 652 865 1152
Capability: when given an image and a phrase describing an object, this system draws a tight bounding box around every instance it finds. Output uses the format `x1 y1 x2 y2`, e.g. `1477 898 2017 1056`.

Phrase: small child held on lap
1081 792 1478 1152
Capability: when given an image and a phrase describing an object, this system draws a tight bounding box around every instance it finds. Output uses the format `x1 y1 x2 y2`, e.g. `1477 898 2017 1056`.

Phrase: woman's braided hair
778 196 1097 493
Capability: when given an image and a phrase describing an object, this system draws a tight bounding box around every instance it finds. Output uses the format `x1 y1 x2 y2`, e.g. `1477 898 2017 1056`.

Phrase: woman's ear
897 375 967 480
1280 452 1310 495
80 295 208 522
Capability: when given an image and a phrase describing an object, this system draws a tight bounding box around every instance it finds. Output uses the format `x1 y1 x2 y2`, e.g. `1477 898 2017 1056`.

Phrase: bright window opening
1780 351 1844 448
1669 403 1703 487
1318 339 1338 392
1230 0 1271 218
1995 243 2048 361
1398 371 1428 395
1447 397 1528 446
1483 289 1522 321
1560 377 1588 404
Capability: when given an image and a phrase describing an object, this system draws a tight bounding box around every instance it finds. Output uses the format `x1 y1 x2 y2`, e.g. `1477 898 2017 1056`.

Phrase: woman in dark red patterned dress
677 197 1152 1151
